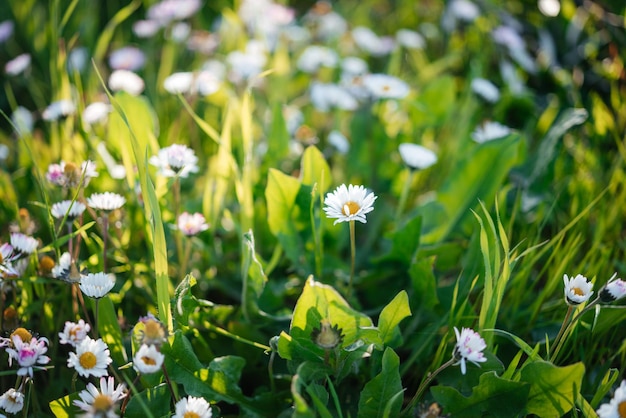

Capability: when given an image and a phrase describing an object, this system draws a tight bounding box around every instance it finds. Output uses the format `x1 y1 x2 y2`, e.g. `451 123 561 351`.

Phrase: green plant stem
550 298 599 363
549 305 573 362
202 320 271 351
401 357 456 416
162 363 179 403
94 298 100 340
348 220 356 300
395 169 414 223
102 214 109 273
180 237 192 278
173 177 184 278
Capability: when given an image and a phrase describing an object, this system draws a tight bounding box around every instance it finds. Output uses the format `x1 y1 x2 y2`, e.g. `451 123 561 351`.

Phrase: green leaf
431 371 530 418
519 361 585 418
357 348 403 418
412 75 456 126
300 145 331 195
266 101 290 164
124 384 170 418
265 168 302 262
97 297 128 365
378 291 411 344
376 216 422 265
590 368 620 408
291 362 333 418
49 394 79 418
408 257 439 310
242 230 268 320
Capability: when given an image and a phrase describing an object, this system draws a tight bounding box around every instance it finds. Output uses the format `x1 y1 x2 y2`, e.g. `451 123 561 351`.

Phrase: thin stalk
395 169 414 223
173 177 184 277
120 374 141 417
180 237 192 278
348 220 356 299
162 363 179 403
549 305 573 362
101 214 109 273
401 357 456 416
67 223 74 262
94 298 100 340
550 298 599 362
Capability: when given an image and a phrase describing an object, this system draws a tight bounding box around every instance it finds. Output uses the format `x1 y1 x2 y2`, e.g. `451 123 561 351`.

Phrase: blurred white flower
304 5 347 41
597 380 626 418
87 192 126 212
449 0 480 21
453 327 487 375
470 78 500 103
68 47 89 73
164 72 194 94
310 82 358 112
96 142 126 180
59 319 91 347
398 143 438 170
10 233 38 255
324 184 377 225
5 53 31 76
471 121 512 143
67 337 112 378
109 46 146 71
0 388 24 414
499 60 525 96
238 0 294 46
82 102 112 125
173 396 212 418
51 252 72 281
341 56 368 76
538 0 560 17
147 0 201 24
133 344 165 374
492 25 537 73
164 71 221 96
0 144 8 162
169 22 191 42
80 272 115 299
74 377 126 417
396 29 425 49
149 144 199 178
108 70 145 96
51 200 86 221
563 273 594 305
226 41 268 83
362 74 410 100
177 212 209 236
599 273 626 303
296 45 338 73
42 100 76 121
133 20 161 38
351 26 395 56
11 106 33 137
328 130 350 154
0 20 14 43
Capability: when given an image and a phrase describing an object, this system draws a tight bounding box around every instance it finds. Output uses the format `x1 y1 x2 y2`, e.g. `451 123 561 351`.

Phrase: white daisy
328 130 350 154
351 26 395 56
597 379 626 418
5 335 51 377
133 19 161 38
470 78 500 103
563 273 594 305
80 272 115 299
296 45 339 73
108 46 145 71
11 106 34 137
10 233 38 255
108 70 145 96
164 72 194 94
42 100 76 121
87 192 126 212
149 144 199 178
362 74 410 100
177 212 209 236
51 252 72 281
82 102 112 126
59 319 91 347
5 53 31 76
133 344 165 374
398 143 438 170
471 121 512 143
310 82 359 112
453 327 487 375
74 376 126 417
67 337 112 378
0 20 14 43
172 396 212 418
51 200 86 220
396 29 425 50
323 184 377 225
0 388 24 414
599 273 626 303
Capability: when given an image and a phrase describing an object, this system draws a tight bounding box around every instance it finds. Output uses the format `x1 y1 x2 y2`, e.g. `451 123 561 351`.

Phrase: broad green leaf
124 384 170 418
378 291 411 344
376 216 422 265
49 393 79 418
520 361 585 418
412 75 456 126
300 145 331 194
431 371 530 418
291 362 330 418
409 257 439 310
96 297 128 365
357 348 403 418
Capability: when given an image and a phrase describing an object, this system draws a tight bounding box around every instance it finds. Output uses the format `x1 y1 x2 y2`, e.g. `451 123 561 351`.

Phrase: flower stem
550 298 599 363
395 169 414 223
401 357 456 416
348 220 356 299
102 214 109 273
94 298 100 340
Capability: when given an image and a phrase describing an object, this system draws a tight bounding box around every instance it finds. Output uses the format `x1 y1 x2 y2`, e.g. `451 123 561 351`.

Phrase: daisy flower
10 233 38 255
82 102 112 126
149 144 199 178
362 73 410 100
471 121 512 143
133 344 165 374
177 212 209 236
108 46 145 71
74 376 126 417
108 70 145 96
597 379 626 418
599 273 626 303
563 274 594 305
323 184 377 225
87 192 126 212
398 143 438 170
42 100 76 121
5 53 31 76
453 327 487 375
80 272 115 299
172 396 212 418
51 200 86 221
67 337 112 378
51 252 72 281
5 334 51 377
59 319 91 347
470 78 500 103
0 388 24 414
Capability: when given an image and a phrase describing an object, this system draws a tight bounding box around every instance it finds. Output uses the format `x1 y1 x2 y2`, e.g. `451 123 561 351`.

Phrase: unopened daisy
5 334 51 377
0 388 24 414
362 73 410 100
74 376 126 417
80 272 115 299
453 327 487 375
471 121 512 143
136 314 167 347
68 337 112 378
51 252 72 281
173 396 212 418
108 70 145 96
87 193 126 212
42 99 76 121
177 212 209 236
470 78 500 103
597 379 626 418
10 233 38 256
599 273 626 303
323 184 377 225
51 200 86 221
149 144 199 178
59 319 91 347
398 143 438 170
133 344 165 374
563 274 594 305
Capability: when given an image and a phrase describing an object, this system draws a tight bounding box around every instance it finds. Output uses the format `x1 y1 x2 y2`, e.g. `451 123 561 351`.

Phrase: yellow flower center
572 287 584 296
11 327 32 343
64 162 78 174
92 394 113 411
79 351 97 369
382 84 390 92
141 356 157 366
143 319 165 344
618 401 626 418
183 413 200 418
342 201 360 216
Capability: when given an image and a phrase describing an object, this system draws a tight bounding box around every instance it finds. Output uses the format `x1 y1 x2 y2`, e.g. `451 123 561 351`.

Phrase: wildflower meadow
1 0 626 416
